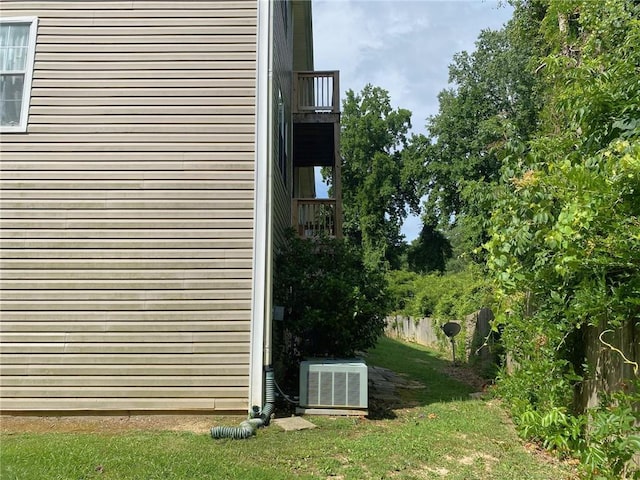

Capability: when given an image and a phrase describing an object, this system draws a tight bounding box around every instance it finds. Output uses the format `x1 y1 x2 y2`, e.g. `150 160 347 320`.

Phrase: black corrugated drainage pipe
210 368 275 440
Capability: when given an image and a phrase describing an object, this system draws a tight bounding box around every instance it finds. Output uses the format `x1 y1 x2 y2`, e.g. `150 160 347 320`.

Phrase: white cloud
313 0 514 240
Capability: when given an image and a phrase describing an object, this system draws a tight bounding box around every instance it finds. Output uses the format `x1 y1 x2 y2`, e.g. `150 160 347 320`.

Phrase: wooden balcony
292 71 342 239
293 71 340 118
292 198 341 239
292 71 340 168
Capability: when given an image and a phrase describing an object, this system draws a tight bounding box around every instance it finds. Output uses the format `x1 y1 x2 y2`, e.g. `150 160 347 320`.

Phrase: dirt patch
442 364 490 392
457 451 499 466
367 365 426 419
419 466 450 477
523 441 581 470
0 414 243 435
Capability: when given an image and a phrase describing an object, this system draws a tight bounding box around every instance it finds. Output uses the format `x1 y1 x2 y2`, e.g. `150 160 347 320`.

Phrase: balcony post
292 72 299 114
332 71 340 114
292 198 300 236
334 120 343 239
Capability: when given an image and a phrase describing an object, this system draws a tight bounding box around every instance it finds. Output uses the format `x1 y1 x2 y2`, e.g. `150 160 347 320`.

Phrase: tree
339 85 425 268
423 16 543 256
406 219 453 274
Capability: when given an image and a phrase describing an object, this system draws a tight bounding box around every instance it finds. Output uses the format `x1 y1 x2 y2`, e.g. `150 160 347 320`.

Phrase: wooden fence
385 308 495 366
386 311 638 412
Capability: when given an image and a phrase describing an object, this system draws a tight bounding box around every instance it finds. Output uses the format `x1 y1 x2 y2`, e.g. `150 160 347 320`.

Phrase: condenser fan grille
300 360 368 409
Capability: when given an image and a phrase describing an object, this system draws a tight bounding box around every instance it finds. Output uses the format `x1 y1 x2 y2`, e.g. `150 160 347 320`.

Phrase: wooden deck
292 198 340 238
292 71 342 239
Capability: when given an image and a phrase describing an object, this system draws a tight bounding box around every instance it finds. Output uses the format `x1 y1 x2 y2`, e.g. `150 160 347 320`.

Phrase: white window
1 17 38 133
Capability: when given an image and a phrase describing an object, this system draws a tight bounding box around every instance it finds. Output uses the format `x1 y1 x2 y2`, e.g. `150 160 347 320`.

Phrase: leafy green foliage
580 386 640 480
339 85 425 268
488 139 640 328
510 385 640 480
517 406 584 455
386 267 497 369
483 0 640 477
273 231 389 386
385 269 420 314
387 265 495 322
406 221 453 274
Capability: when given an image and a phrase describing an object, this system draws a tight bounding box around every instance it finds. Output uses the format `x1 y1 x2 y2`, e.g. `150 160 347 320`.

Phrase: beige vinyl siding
0 0 258 412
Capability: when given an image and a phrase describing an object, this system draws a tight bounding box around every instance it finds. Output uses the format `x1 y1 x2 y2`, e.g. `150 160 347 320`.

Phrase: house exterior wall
0 0 259 412
271 0 294 250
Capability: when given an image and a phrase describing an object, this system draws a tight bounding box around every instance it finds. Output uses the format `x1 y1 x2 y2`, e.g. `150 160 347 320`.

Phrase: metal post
451 338 456 365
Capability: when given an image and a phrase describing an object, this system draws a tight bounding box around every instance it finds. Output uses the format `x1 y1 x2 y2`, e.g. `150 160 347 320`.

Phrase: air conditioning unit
299 359 368 410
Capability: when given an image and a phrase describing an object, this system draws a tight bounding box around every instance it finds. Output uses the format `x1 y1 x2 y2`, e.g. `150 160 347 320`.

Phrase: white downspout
262 0 275 371
249 0 273 411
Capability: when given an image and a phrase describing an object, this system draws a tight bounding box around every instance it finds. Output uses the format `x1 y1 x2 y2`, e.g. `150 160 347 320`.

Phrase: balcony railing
293 71 340 114
292 198 337 238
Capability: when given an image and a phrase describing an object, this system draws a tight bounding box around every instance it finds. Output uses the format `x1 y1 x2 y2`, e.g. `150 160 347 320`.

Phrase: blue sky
312 0 514 241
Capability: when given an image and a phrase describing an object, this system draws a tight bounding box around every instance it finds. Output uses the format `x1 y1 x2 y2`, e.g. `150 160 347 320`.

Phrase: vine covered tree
339 84 425 268
406 216 453 274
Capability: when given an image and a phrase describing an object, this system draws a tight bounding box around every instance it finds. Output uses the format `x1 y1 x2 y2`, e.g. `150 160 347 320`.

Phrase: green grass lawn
0 337 576 480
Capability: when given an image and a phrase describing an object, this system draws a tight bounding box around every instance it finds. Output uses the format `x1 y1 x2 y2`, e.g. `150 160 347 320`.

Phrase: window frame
1 16 38 133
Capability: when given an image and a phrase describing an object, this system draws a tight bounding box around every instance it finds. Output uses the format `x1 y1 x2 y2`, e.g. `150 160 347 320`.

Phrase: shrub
273 231 390 389
387 265 495 321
